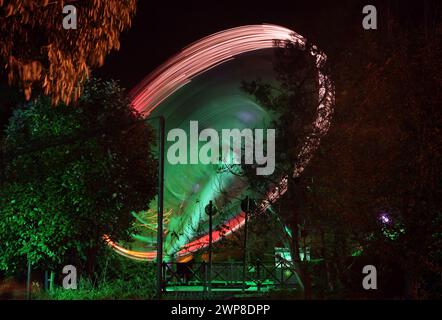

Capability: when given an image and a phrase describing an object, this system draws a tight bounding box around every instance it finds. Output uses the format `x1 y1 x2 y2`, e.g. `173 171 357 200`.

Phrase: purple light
380 213 390 224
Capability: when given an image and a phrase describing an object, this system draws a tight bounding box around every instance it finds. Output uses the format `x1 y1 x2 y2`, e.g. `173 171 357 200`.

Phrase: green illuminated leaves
0 79 157 275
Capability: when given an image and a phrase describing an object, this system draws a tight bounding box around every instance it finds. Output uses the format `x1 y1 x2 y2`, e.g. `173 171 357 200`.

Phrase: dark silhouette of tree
239 39 333 298
240 7 442 298
330 15 442 298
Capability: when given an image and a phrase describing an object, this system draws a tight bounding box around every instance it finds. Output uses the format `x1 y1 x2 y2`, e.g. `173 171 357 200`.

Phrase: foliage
0 0 137 105
329 19 442 298
241 40 326 186
306 18 442 298
0 78 157 276
39 251 156 300
241 16 442 299
240 39 333 298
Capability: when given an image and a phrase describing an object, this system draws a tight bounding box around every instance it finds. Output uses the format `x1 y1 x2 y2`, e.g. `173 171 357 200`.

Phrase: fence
162 260 301 292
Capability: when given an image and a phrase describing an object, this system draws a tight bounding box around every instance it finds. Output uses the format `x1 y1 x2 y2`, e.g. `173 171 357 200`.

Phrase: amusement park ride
102 24 334 295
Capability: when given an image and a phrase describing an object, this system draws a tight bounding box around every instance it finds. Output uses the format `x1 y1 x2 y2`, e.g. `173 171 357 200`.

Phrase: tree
239 39 333 298
0 0 137 105
0 79 157 276
332 17 442 298
239 4 442 297
290 7 442 298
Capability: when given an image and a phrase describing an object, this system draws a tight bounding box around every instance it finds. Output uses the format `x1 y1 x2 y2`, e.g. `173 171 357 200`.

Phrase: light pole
155 116 165 300
241 196 251 293
205 201 214 295
26 259 31 300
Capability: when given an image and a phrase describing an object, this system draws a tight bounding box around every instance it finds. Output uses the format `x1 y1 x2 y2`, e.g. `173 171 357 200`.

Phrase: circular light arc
107 24 334 261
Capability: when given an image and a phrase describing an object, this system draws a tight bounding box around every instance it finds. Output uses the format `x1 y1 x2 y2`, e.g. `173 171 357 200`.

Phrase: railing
162 260 300 292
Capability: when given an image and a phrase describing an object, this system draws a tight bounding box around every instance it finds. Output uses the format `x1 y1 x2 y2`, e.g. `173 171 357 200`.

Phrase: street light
240 196 250 293
204 200 217 295
152 116 165 300
240 196 256 293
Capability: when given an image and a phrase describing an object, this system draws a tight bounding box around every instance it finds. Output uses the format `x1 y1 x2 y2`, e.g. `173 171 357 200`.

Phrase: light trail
107 24 334 261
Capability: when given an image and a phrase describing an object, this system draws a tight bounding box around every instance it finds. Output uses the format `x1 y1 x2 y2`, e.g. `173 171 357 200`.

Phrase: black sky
95 0 435 91
1 0 436 132
94 0 363 90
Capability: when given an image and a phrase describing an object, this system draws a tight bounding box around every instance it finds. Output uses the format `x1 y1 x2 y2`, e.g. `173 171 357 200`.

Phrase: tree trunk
320 229 334 293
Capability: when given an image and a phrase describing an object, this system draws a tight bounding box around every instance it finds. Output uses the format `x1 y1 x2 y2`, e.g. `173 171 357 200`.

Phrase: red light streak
108 24 334 261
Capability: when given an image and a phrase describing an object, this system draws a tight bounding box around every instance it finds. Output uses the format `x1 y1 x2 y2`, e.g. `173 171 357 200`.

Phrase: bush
37 251 156 300
0 78 158 276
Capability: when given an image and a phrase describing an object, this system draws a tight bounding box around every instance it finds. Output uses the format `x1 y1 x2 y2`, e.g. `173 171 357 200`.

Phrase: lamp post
205 201 214 295
26 260 31 300
241 196 250 293
156 116 165 300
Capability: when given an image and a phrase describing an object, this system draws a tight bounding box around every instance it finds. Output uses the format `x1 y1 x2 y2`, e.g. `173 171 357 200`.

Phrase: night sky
93 0 375 90
94 0 433 91
0 1 434 132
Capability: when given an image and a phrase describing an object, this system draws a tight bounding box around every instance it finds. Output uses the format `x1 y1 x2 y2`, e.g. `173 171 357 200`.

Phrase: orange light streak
108 24 334 261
